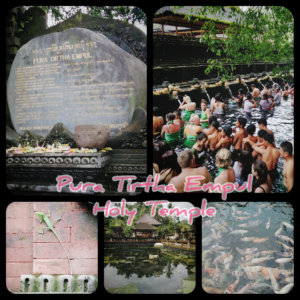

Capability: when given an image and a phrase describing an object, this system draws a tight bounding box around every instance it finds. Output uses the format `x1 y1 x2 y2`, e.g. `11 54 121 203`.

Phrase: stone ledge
19 274 97 293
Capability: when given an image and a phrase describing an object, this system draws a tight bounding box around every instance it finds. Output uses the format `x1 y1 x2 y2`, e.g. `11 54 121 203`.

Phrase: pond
202 202 294 294
104 246 196 294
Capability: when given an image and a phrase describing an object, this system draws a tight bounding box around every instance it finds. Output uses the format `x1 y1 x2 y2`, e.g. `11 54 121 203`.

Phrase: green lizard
35 210 72 275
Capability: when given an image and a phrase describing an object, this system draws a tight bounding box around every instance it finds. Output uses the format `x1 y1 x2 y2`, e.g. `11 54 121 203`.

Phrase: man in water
169 149 211 193
205 120 221 156
242 123 257 151
203 115 218 136
215 126 233 149
257 118 274 144
232 116 247 162
279 141 294 192
251 129 267 160
247 133 280 181
243 93 257 121
251 84 261 102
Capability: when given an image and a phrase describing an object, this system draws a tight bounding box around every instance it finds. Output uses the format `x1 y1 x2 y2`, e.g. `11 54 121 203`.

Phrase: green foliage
173 6 294 77
43 6 146 26
104 203 195 239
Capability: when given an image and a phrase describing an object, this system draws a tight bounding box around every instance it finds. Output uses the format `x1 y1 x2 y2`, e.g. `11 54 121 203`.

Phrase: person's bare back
169 167 211 193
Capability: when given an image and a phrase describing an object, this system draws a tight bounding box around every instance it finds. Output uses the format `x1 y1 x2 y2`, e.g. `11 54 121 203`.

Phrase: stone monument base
6 149 147 195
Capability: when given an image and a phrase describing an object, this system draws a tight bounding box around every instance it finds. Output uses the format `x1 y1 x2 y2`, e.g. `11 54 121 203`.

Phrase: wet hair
258 118 267 126
247 93 253 100
216 148 231 169
237 116 247 128
215 93 222 102
201 99 208 105
161 150 181 173
238 89 244 95
280 141 293 156
211 120 220 130
153 106 160 116
153 141 171 166
208 115 218 125
238 150 253 181
166 113 175 121
196 132 208 142
177 150 193 168
223 126 232 137
262 93 269 100
263 132 274 144
246 124 256 135
253 159 269 187
251 84 256 88
257 129 267 139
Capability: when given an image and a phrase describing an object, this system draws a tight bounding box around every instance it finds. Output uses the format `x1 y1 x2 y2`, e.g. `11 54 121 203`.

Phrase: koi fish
282 222 294 230
230 230 248 235
252 237 269 243
277 234 294 245
267 268 279 293
275 283 294 294
275 258 293 264
223 279 239 294
266 217 270 229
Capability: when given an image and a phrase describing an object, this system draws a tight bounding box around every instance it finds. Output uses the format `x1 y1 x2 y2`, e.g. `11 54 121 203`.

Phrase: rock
6 125 21 147
154 243 164 248
41 122 76 147
149 254 159 260
75 124 110 149
7 28 146 138
19 130 43 147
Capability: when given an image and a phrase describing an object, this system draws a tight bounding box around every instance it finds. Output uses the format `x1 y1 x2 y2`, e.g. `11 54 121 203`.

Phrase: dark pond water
104 247 196 294
202 202 294 294
172 95 294 193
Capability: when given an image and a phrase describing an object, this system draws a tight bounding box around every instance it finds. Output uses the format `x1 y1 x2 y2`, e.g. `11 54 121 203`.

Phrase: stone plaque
7 28 146 137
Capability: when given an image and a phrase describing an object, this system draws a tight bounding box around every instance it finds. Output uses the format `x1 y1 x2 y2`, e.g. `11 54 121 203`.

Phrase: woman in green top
183 114 202 148
179 95 196 123
161 113 181 149
199 99 211 129
214 148 236 184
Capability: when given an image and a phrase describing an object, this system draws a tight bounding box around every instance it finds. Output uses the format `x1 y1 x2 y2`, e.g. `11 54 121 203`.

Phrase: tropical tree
173 6 294 78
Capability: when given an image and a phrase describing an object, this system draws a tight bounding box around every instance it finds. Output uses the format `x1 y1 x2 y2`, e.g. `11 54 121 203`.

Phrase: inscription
8 30 138 136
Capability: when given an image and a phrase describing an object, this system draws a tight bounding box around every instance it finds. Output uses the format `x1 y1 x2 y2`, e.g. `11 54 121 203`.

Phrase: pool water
202 202 294 294
174 96 294 192
104 247 196 294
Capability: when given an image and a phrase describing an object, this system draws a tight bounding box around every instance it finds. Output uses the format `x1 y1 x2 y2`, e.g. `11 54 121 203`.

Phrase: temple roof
132 223 157 231
135 213 161 225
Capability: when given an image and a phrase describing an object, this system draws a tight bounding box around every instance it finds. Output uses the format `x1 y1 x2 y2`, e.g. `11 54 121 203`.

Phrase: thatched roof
135 214 161 225
132 223 157 231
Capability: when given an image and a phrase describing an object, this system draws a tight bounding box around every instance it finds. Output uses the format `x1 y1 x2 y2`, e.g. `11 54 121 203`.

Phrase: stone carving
6 153 111 168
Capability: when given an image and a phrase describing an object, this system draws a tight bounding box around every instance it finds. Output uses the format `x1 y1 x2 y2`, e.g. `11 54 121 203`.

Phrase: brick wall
6 202 98 293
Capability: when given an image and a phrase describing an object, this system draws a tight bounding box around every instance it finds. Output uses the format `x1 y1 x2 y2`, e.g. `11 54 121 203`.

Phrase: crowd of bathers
153 81 294 193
